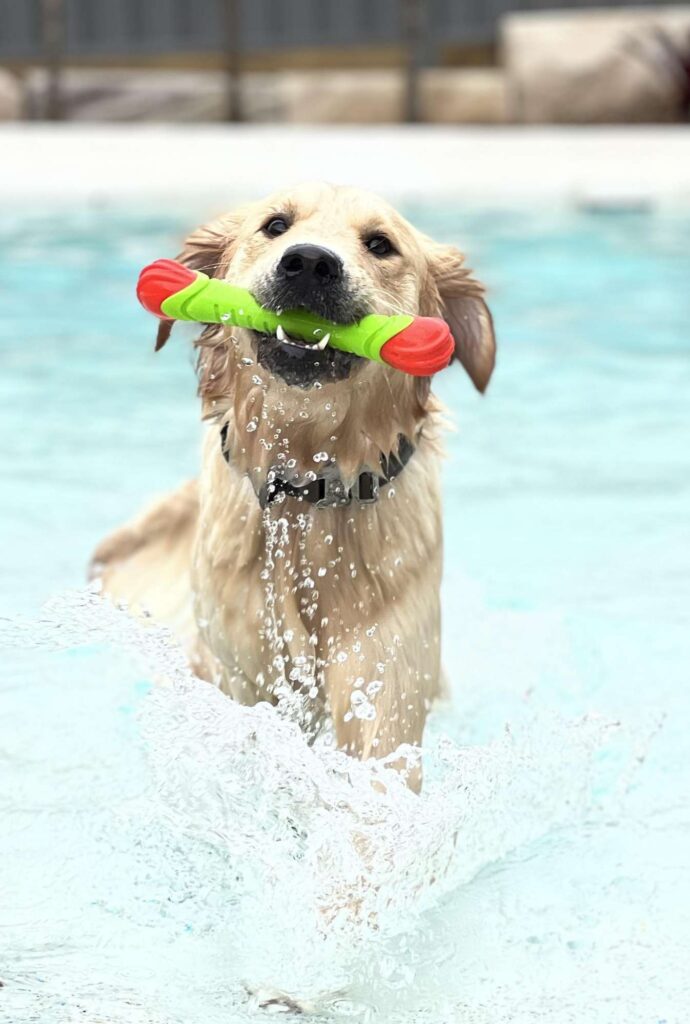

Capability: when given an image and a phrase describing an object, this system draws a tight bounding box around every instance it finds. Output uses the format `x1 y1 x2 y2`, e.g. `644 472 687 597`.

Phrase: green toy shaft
159 271 413 364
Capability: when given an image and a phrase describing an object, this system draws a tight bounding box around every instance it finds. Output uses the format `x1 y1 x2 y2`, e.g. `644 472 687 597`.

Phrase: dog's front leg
324 592 441 793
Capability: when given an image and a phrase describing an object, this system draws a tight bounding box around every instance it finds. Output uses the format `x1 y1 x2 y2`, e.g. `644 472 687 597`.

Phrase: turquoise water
1 203 689 1022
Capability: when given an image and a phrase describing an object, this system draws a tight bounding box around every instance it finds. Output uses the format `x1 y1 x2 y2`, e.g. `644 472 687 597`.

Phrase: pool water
1 203 689 1023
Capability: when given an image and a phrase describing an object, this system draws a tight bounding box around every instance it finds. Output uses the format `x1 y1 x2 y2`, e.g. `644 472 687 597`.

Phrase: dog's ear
155 212 243 352
421 240 496 393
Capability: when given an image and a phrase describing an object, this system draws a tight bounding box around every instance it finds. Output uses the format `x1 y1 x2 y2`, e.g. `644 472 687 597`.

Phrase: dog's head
156 184 495 475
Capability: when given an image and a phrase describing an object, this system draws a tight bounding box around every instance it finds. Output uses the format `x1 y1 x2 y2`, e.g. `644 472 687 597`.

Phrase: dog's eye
365 234 395 258
262 216 290 238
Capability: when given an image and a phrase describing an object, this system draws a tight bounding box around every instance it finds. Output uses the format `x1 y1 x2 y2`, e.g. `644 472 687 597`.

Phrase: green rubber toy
137 258 454 377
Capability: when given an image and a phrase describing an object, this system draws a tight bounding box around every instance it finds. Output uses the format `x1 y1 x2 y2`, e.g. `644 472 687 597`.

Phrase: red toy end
136 258 198 319
380 317 454 377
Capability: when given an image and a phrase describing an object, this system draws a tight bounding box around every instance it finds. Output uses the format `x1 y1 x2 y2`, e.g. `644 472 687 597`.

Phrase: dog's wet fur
92 183 496 799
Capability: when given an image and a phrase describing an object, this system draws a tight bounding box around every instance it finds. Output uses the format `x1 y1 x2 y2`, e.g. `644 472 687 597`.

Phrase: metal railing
0 0 686 119
5 0 685 62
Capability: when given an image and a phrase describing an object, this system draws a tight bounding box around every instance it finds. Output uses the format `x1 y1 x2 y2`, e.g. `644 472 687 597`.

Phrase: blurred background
1 0 689 125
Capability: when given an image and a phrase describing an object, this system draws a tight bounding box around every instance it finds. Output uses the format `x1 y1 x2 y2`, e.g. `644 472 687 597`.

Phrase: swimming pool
1 201 688 1023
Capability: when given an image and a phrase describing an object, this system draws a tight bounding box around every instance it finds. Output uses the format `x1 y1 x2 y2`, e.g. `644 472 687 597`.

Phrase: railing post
220 0 243 122
42 0 65 120
401 0 427 123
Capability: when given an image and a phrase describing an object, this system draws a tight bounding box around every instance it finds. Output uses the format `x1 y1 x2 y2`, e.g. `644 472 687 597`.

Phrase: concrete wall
503 6 690 123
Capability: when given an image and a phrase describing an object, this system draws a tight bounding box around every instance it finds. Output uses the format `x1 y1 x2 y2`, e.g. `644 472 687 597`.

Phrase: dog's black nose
278 244 342 285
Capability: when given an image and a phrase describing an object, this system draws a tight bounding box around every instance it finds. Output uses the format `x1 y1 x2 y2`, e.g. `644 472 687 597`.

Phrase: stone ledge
1 125 688 207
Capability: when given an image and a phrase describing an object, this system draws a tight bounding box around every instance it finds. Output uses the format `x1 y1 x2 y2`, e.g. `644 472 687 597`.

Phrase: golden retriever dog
91 183 495 792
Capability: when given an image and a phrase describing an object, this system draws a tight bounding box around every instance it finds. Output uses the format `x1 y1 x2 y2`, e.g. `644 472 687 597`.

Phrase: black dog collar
219 424 415 509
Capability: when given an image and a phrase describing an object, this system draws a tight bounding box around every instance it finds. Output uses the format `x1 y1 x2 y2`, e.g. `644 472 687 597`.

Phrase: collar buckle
314 475 352 509
351 471 379 504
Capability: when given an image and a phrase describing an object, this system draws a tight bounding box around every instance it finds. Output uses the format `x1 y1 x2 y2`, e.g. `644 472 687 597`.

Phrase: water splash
0 586 645 1015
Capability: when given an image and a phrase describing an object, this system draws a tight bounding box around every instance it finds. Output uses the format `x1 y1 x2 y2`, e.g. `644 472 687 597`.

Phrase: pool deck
1 124 687 207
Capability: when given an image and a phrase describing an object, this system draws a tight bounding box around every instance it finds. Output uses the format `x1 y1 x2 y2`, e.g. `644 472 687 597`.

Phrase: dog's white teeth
275 325 328 351
276 323 304 347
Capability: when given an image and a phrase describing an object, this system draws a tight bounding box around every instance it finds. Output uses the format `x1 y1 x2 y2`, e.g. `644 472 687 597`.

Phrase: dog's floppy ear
422 240 496 393
155 212 242 352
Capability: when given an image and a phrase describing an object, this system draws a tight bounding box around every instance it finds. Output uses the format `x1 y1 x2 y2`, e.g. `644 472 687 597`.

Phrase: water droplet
246 420 258 432
350 691 376 720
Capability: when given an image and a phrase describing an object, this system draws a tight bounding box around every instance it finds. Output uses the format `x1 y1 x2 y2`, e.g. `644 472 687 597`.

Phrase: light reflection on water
1 203 689 1022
